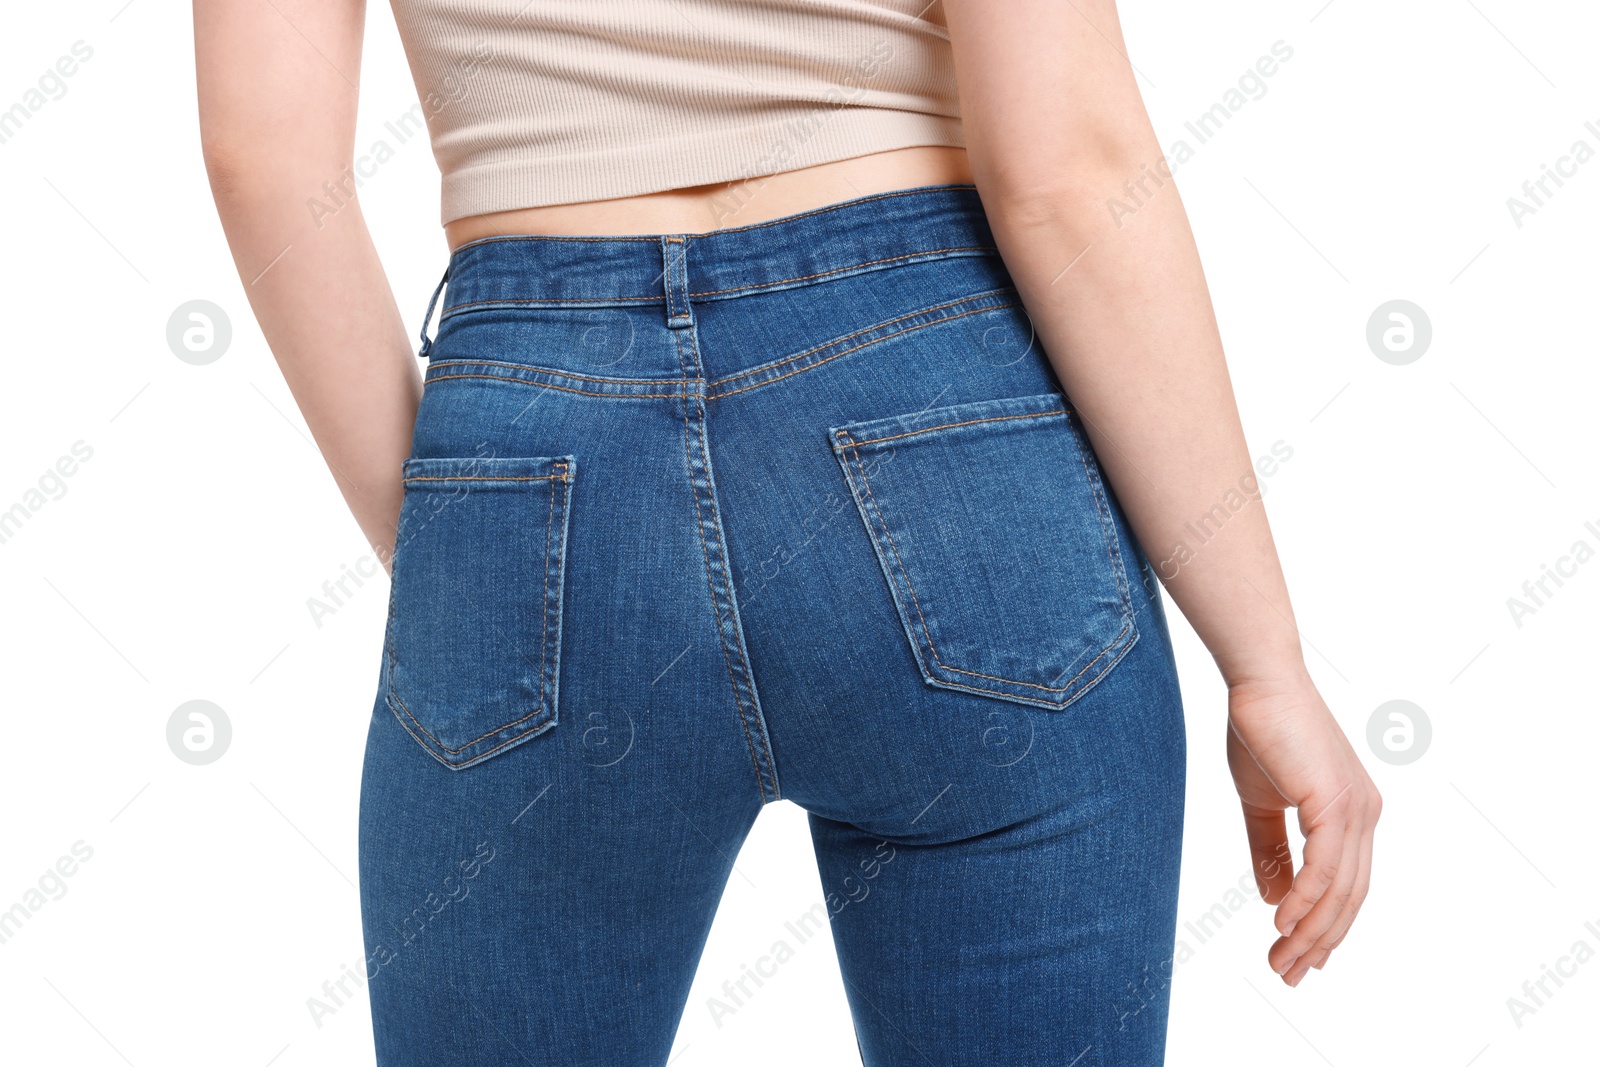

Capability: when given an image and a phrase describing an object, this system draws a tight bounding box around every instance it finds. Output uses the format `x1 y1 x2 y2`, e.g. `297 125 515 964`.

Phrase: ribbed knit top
385 0 965 225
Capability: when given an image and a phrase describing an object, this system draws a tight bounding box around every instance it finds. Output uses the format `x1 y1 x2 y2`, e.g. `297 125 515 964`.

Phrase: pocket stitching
383 459 571 765
843 407 1066 449
833 404 1136 702
386 689 553 757
400 474 564 485
1067 411 1136 622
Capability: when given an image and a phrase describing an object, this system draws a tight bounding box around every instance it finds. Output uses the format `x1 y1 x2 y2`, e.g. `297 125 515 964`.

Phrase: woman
195 1 1380 1063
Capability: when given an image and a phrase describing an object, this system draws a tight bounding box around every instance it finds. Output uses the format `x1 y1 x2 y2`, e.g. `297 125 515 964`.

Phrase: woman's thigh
358 689 765 1065
802 606 1186 1067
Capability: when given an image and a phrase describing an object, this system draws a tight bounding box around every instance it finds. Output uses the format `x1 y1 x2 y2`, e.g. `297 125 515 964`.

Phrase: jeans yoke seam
686 246 996 299
428 359 693 386
705 291 1013 394
443 293 660 315
422 373 684 399
706 301 1020 401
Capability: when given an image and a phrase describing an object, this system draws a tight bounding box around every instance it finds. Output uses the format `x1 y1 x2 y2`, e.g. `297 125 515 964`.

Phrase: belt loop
659 235 694 330
417 261 451 358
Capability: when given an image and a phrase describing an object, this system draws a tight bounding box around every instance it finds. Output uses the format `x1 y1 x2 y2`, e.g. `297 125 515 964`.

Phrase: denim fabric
358 184 1187 1066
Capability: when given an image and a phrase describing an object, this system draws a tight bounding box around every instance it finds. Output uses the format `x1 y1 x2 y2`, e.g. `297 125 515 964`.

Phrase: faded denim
358 184 1187 1066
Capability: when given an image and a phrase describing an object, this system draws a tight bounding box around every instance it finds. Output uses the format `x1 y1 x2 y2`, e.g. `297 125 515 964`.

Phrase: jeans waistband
415 184 997 354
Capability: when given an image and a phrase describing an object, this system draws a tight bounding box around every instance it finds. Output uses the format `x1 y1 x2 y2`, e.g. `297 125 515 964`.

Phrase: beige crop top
385 0 965 225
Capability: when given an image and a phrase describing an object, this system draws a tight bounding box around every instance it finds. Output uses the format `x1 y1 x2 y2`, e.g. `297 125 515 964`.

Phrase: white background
2 1 1596 1064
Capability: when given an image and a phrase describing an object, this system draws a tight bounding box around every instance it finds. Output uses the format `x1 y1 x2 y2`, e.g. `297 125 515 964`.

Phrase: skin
444 145 976 248
195 0 1379 990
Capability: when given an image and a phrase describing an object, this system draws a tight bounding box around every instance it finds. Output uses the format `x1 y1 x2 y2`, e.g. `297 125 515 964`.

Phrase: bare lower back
443 145 974 250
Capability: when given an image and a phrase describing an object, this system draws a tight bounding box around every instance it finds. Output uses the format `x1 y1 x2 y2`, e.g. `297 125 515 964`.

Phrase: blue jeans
358 184 1187 1066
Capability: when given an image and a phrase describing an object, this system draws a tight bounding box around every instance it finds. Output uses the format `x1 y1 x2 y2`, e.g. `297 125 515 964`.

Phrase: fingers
1241 806 1294 904
1272 819 1359 985
1271 784 1351 939
1308 806 1376 971
1268 778 1380 986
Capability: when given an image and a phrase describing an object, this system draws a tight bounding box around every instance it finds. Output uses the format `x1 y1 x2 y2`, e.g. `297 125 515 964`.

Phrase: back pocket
383 455 574 769
829 392 1136 711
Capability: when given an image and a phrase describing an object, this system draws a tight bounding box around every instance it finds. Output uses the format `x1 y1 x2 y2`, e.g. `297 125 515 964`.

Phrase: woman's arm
195 0 421 570
943 0 1381 986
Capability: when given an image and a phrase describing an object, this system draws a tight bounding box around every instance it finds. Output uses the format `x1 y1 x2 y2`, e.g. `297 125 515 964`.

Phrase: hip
381 184 1178 817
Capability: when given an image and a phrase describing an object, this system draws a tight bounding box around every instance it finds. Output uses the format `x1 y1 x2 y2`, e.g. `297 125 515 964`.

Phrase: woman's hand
1226 670 1382 987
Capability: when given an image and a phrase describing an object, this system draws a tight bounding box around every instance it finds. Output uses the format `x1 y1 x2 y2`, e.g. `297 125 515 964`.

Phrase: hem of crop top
435 109 966 227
